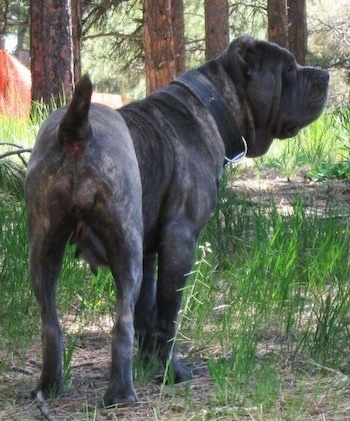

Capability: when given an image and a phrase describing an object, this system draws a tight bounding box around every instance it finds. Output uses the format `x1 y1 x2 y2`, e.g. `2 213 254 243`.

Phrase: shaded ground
1 171 350 420
1 329 218 421
231 168 350 216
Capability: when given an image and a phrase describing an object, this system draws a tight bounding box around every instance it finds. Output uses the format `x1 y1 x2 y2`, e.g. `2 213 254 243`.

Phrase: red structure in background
0 50 32 119
0 51 129 120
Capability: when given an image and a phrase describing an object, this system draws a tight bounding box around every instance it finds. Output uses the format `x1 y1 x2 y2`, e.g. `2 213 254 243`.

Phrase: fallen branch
35 391 57 421
0 148 32 160
0 142 27 149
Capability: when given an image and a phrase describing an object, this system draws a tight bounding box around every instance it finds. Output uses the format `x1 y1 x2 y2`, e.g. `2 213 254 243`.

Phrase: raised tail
58 75 108 273
58 74 93 152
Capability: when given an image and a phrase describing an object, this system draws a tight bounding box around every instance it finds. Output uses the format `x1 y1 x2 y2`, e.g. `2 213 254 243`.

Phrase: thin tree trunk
30 0 74 104
288 0 307 64
171 0 185 76
267 0 288 47
71 0 82 84
205 0 229 61
142 0 176 94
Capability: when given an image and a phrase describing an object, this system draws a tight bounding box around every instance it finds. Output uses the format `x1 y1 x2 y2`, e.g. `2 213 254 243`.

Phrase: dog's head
221 36 329 157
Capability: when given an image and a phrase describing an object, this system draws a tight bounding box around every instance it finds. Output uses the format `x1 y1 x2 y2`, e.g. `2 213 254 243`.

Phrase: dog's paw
174 362 192 383
103 387 138 407
157 359 192 384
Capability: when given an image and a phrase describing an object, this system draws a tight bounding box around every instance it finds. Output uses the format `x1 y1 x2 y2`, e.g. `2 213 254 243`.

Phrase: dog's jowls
25 36 329 406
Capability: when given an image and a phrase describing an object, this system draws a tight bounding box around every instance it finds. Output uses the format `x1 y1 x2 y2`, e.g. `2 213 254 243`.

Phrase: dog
25 36 329 406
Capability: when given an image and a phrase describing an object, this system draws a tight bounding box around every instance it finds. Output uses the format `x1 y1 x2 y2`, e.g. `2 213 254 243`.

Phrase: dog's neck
171 69 247 165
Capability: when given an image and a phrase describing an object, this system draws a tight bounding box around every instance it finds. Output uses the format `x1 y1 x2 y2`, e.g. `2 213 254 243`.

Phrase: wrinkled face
274 58 329 139
224 37 329 157
244 41 329 138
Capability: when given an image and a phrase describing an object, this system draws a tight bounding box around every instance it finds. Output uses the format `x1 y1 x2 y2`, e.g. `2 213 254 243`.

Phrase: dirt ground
2 171 350 421
2 328 218 421
230 168 350 216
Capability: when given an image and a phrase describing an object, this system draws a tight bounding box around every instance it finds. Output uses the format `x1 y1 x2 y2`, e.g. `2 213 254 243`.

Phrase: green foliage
82 0 145 98
0 117 35 200
0 101 62 201
0 157 26 199
229 0 267 39
193 180 350 410
1 0 30 53
256 110 342 178
81 0 269 98
307 160 350 181
307 105 350 181
0 201 36 354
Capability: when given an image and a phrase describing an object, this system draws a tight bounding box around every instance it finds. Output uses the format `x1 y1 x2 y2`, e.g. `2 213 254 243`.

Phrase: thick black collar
171 69 246 165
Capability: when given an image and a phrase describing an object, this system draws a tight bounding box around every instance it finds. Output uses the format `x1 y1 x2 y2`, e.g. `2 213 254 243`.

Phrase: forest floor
2 169 350 421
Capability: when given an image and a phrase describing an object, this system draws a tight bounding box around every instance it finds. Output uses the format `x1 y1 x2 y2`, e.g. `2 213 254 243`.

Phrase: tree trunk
171 0 185 76
71 0 82 83
288 0 307 64
30 0 74 104
205 0 229 60
267 0 308 64
267 0 288 47
142 0 177 94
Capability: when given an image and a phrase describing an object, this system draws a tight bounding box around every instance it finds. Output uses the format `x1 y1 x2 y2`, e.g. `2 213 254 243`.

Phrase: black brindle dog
25 36 329 405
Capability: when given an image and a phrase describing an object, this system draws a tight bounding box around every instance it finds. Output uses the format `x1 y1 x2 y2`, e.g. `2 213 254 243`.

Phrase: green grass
256 109 347 177
194 193 350 411
1 104 350 419
307 106 350 181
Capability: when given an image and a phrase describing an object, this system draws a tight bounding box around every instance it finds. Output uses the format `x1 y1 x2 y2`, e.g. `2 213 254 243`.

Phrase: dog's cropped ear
222 36 258 79
59 74 93 144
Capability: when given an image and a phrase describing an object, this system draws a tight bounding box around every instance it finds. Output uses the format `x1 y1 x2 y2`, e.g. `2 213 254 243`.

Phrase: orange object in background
0 50 32 119
0 51 129 120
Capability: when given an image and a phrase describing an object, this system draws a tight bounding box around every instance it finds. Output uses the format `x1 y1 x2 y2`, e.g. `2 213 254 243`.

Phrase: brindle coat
25 36 329 406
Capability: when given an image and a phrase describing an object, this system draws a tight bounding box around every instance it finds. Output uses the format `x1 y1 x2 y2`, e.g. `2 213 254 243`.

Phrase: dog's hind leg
87 207 143 406
28 218 72 397
104 238 143 406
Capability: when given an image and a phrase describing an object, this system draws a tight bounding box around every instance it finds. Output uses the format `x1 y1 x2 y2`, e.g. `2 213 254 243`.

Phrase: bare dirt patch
231 168 350 216
1 331 216 420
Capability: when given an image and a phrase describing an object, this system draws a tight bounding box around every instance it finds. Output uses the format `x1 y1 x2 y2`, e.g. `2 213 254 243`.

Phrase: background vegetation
79 0 349 100
1 0 349 101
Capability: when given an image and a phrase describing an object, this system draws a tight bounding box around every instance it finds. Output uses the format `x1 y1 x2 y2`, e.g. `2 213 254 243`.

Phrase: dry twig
35 391 57 421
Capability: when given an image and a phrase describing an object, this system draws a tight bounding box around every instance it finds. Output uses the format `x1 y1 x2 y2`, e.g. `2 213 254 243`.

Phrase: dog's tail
58 74 93 151
58 75 107 273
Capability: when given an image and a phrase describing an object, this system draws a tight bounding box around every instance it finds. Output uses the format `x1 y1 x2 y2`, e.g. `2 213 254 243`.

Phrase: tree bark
267 0 288 48
171 0 185 76
267 0 308 64
142 0 177 94
288 0 307 64
71 0 82 83
205 0 229 61
30 0 74 104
